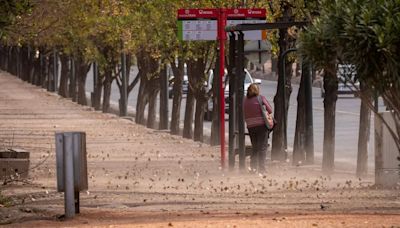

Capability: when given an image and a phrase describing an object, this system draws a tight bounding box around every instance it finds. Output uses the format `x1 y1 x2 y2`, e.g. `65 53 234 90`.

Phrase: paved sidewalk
0 71 399 227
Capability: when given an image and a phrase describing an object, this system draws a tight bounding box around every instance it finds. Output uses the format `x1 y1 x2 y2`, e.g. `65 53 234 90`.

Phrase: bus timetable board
177 8 267 41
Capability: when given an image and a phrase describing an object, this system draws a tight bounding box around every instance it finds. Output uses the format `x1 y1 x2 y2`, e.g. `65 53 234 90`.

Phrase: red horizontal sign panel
178 8 266 19
177 9 218 19
226 8 266 19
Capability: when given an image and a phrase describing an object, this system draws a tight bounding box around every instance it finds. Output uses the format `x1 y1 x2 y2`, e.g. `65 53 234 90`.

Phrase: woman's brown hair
247 83 259 98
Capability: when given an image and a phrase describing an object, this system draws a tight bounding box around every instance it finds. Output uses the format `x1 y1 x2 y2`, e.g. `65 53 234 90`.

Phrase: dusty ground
0 71 399 227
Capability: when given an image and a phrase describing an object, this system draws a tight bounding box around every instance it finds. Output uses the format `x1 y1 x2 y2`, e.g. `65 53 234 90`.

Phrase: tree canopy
299 0 400 150
0 0 31 39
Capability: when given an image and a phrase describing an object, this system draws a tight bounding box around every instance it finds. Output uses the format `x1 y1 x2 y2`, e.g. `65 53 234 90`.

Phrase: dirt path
0 71 399 227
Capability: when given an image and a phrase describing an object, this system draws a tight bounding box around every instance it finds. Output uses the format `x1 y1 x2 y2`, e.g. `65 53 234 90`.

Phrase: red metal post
218 9 227 169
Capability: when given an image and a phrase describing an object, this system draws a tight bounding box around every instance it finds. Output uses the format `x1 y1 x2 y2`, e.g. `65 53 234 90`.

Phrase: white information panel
182 20 218 31
178 19 266 41
182 30 217 41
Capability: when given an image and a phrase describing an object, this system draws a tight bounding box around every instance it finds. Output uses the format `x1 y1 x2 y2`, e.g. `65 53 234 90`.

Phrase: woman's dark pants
248 125 269 172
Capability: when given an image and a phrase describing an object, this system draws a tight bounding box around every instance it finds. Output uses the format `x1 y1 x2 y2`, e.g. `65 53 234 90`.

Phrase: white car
204 69 261 120
168 74 188 98
321 64 360 98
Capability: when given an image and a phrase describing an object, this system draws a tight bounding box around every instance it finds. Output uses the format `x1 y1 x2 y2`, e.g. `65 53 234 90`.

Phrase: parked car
168 63 188 99
168 75 189 99
321 64 360 98
204 69 261 120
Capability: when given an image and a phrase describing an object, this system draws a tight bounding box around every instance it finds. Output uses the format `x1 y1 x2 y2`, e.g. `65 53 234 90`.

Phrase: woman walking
243 83 273 173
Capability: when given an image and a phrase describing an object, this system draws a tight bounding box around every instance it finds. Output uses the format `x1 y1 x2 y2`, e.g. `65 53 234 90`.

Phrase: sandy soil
0 71 399 227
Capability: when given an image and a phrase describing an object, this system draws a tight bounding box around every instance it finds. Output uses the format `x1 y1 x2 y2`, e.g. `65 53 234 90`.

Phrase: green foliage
0 191 12 207
339 0 400 93
0 0 31 39
299 0 400 150
299 0 400 93
298 0 341 72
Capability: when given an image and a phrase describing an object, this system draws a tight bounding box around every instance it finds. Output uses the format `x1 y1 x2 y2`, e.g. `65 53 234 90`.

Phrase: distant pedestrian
243 83 273 173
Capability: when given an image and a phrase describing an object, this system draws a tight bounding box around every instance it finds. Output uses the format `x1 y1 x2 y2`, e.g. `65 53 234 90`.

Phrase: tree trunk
77 69 88 105
23 46 34 83
102 70 113 113
190 56 208 142
117 53 132 115
58 54 70 98
271 7 295 161
91 62 102 110
69 57 77 101
135 48 159 126
356 82 371 177
146 91 158 129
271 55 293 161
147 93 157 128
293 68 307 165
47 53 55 91
7 46 14 74
322 64 338 174
3 46 9 71
33 52 41 86
25 47 33 83
0 45 5 70
43 54 50 90
8 46 16 75
29 47 36 84
159 64 169 130
183 87 195 139
170 58 184 135
194 96 206 142
135 78 148 125
210 65 220 146
147 80 159 129
93 73 103 111
75 56 90 106
147 94 157 128
20 46 30 81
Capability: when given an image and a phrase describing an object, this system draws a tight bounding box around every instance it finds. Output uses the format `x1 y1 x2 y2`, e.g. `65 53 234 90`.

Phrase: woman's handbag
257 96 274 130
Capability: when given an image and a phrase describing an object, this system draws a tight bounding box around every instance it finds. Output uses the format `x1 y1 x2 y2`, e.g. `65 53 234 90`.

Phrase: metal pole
218 8 227 169
228 32 236 169
72 133 83 214
63 133 75 218
303 59 314 164
237 32 246 170
258 41 261 66
214 47 221 145
120 50 128 116
279 48 297 154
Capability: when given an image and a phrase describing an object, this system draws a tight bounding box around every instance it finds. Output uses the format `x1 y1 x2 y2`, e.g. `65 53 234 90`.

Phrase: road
86 66 381 169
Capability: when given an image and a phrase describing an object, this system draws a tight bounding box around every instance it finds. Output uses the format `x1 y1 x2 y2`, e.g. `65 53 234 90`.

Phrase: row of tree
1 0 397 176
0 0 295 150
